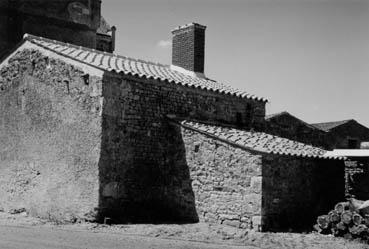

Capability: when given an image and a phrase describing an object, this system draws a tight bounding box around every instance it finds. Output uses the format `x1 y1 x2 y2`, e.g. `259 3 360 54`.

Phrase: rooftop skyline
102 0 369 126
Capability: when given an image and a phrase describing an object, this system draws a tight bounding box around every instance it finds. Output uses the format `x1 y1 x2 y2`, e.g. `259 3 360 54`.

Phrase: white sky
102 0 369 126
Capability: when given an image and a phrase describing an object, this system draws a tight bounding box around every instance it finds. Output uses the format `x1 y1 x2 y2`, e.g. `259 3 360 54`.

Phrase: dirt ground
0 211 368 249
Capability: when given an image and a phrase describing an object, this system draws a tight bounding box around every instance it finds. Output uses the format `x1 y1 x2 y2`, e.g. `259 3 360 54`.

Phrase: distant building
311 119 369 149
265 111 328 148
266 113 369 150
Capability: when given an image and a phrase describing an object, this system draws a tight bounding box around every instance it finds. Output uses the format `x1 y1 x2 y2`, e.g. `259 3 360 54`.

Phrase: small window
348 139 358 149
246 103 253 119
236 112 242 126
82 74 90 85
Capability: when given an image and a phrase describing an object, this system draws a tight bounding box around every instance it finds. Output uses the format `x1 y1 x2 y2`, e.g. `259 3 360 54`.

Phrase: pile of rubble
315 198 369 241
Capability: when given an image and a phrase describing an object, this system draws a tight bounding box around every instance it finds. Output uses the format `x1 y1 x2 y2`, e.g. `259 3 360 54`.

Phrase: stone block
250 176 262 194
219 214 239 221
222 219 240 228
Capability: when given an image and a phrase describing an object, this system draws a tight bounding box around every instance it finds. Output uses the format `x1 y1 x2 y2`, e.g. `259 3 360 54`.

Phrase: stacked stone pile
315 198 369 242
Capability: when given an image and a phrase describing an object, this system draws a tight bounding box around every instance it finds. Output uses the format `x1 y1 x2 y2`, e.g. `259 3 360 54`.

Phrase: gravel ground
0 212 368 249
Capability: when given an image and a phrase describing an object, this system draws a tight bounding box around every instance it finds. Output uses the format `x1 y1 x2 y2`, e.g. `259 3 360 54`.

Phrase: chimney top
171 22 206 33
171 22 207 77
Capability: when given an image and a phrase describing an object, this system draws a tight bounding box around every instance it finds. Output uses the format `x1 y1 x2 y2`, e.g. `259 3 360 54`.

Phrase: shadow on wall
96 73 199 224
261 156 345 232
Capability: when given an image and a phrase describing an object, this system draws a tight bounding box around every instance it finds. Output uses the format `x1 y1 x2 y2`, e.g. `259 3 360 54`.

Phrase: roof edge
23 34 169 68
0 36 29 68
265 111 321 130
311 119 356 132
21 33 268 102
0 34 104 77
169 118 272 156
170 118 345 160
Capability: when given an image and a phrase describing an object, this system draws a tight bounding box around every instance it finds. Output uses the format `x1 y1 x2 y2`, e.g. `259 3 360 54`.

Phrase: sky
102 0 369 126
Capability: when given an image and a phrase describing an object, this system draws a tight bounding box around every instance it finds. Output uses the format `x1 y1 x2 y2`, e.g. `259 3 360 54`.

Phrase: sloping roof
325 149 369 158
16 34 267 102
311 120 354 132
178 120 344 160
265 111 319 130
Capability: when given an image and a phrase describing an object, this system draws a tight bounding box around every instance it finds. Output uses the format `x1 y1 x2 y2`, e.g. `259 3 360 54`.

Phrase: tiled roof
22 34 267 102
179 120 344 159
311 120 354 132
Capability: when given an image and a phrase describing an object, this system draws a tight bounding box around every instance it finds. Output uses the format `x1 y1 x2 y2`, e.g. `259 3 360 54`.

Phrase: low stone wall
182 128 262 230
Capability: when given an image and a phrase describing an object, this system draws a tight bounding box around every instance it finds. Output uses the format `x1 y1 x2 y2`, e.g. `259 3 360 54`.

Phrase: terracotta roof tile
23 34 267 102
179 120 344 160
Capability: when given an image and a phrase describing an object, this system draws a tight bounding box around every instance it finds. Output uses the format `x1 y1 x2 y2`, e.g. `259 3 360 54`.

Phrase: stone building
266 113 369 151
0 20 346 231
265 111 328 148
0 0 115 59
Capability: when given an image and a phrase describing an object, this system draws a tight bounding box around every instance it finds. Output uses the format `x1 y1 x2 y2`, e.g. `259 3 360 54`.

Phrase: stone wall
110 74 266 129
0 49 103 222
97 72 266 223
262 155 345 231
182 128 262 230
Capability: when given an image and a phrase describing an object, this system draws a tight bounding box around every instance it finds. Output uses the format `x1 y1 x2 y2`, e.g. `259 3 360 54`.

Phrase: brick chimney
171 23 206 77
